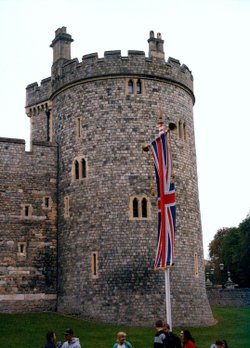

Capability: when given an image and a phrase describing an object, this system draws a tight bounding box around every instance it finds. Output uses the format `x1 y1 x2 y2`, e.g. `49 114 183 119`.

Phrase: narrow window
18 242 27 256
76 117 81 138
44 197 50 208
141 197 148 217
64 196 70 218
91 252 98 278
194 252 199 277
75 160 79 179
46 111 51 142
81 158 86 178
136 79 142 94
133 198 139 218
24 205 30 217
178 120 182 139
183 122 187 142
128 80 134 94
21 204 32 218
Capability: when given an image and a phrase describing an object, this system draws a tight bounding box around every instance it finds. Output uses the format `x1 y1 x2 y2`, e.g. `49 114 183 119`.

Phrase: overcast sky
1 0 250 258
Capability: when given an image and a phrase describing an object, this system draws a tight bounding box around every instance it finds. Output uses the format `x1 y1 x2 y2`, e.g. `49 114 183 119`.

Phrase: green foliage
238 217 250 287
208 216 250 287
0 309 250 348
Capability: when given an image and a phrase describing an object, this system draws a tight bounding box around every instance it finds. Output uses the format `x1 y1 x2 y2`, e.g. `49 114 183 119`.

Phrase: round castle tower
26 27 214 326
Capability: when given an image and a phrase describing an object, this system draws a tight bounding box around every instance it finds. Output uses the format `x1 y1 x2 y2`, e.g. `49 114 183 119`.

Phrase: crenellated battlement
26 77 51 111
51 50 193 98
1 27 215 327
26 30 194 108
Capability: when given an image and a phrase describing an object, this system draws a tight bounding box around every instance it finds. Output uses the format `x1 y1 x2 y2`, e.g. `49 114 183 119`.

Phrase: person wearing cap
61 328 81 348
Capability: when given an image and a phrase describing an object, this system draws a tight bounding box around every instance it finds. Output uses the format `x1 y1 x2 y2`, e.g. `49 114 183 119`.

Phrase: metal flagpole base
165 268 172 331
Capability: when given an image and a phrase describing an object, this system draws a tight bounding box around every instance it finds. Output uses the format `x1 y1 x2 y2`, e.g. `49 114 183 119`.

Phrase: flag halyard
150 132 176 270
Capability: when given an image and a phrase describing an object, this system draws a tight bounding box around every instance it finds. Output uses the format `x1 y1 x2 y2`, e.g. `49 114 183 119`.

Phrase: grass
0 307 249 348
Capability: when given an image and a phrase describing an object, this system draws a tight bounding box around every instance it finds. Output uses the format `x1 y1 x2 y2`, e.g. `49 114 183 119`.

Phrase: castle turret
50 26 73 63
148 30 165 60
23 28 214 327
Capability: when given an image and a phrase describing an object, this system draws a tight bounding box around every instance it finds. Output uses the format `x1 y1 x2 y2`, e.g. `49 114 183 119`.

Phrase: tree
238 217 250 287
208 227 236 285
208 216 250 287
221 227 240 285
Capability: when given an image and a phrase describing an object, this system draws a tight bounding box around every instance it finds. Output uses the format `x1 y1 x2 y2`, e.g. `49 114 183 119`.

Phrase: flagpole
148 111 177 332
165 268 172 331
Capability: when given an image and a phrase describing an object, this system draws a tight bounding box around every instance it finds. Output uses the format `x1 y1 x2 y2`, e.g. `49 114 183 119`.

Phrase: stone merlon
26 30 194 108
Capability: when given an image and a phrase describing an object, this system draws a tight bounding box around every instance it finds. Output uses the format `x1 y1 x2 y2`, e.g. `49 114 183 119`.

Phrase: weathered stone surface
0 28 214 326
0 139 57 311
207 288 250 307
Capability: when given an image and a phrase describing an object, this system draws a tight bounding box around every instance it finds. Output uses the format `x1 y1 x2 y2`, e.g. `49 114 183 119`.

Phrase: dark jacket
44 343 56 348
164 332 182 348
154 330 166 348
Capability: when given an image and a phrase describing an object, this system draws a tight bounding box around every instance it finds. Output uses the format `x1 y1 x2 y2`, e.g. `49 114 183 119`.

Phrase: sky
1 0 250 258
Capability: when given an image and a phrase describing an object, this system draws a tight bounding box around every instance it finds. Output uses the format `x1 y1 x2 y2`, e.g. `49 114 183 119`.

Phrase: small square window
43 196 51 209
44 197 50 208
17 242 27 256
22 204 32 218
24 206 29 216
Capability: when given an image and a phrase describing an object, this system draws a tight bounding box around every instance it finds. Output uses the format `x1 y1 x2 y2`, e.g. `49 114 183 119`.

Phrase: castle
0 27 214 326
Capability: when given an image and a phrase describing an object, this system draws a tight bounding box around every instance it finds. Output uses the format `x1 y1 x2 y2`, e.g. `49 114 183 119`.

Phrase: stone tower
4 27 214 326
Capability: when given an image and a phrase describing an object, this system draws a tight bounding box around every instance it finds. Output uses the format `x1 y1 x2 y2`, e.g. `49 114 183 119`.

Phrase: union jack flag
150 131 176 269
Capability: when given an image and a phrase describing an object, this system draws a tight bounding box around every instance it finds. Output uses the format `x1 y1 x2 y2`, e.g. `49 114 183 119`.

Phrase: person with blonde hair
113 332 133 348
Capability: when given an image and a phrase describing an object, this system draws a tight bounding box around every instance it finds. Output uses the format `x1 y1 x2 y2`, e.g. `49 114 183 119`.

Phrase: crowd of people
43 323 228 348
153 319 228 348
44 328 81 348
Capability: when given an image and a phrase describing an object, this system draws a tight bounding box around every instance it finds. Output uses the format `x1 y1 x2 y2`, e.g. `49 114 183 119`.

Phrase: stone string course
0 28 214 327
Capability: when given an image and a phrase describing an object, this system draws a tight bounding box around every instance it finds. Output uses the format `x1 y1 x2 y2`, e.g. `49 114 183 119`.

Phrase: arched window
130 196 151 220
136 79 142 94
133 198 139 217
183 122 187 141
72 156 87 180
75 160 79 179
128 80 134 94
178 120 182 139
141 197 148 217
82 158 86 178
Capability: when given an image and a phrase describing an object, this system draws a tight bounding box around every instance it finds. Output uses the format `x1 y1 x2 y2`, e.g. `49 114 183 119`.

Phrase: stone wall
207 288 250 307
0 28 215 326
0 137 57 312
45 29 213 327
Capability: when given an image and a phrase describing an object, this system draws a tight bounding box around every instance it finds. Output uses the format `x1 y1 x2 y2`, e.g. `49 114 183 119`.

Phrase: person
215 339 228 348
61 328 81 348
182 330 196 348
154 320 166 348
179 331 184 345
113 331 133 348
221 340 228 348
44 331 57 348
163 322 182 348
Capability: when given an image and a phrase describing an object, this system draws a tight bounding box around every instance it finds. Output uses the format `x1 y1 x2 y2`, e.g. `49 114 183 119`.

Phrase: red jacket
183 340 196 348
